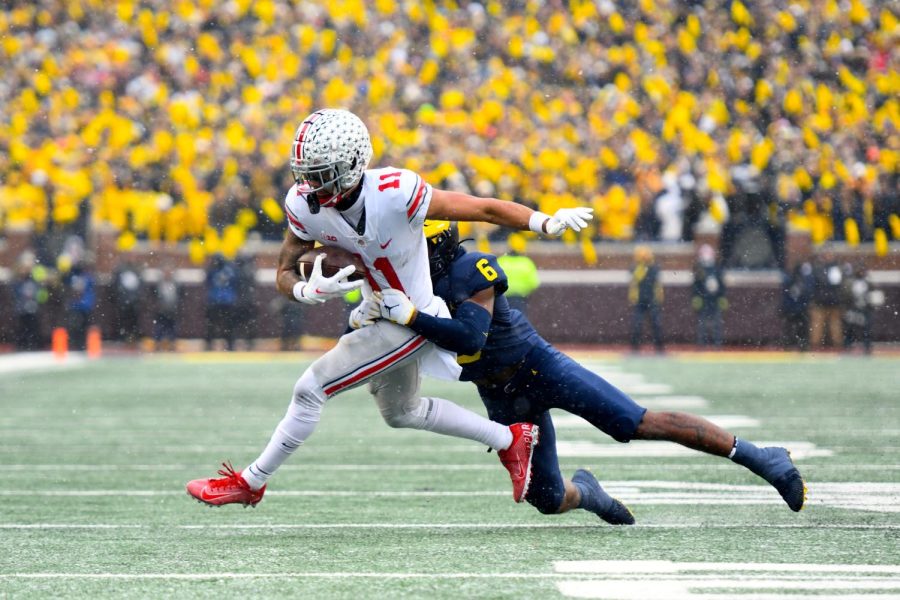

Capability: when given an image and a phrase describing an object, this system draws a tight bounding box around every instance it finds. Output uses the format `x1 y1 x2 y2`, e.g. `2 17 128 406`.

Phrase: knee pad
292 369 327 417
379 396 430 430
526 479 566 515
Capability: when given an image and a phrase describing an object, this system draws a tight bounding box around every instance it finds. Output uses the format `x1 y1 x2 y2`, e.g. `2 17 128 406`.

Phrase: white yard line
555 440 832 459
0 482 895 494
0 352 87 375
1 523 899 531
4 464 900 472
555 561 900 574
554 561 900 599
557 582 900 600
2 571 899 589
552 414 760 430
0 481 896 512
0 573 602 580
628 396 710 409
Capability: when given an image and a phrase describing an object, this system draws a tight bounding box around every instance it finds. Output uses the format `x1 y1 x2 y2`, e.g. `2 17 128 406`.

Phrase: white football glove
348 295 382 329
529 207 594 235
292 254 363 305
378 288 418 326
546 207 594 235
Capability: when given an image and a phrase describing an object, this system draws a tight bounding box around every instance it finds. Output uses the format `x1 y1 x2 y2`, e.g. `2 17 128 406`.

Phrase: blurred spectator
720 165 784 269
152 268 181 352
234 252 259 350
271 295 304 352
12 250 49 351
496 233 540 317
204 254 239 351
0 0 895 267
628 245 665 353
112 260 143 345
691 244 728 347
781 260 815 351
61 256 96 351
842 265 882 354
655 171 686 242
809 252 845 349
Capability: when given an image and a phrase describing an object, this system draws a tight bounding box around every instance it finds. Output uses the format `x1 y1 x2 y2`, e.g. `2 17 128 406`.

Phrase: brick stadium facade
1 227 897 348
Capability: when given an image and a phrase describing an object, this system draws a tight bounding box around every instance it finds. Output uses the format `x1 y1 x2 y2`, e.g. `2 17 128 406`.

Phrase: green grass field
1 351 898 598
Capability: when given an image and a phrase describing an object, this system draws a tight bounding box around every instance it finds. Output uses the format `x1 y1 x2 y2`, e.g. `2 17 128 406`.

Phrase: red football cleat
186 462 266 507
497 423 540 503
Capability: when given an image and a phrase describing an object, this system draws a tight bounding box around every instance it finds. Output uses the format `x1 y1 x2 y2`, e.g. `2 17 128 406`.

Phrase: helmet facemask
290 157 355 197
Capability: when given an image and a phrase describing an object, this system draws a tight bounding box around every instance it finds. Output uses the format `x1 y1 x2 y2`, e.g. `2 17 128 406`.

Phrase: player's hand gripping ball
292 247 366 304
296 247 367 282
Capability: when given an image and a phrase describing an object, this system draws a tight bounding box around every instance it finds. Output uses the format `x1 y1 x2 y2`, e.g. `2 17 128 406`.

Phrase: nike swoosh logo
199 487 241 502
380 239 393 249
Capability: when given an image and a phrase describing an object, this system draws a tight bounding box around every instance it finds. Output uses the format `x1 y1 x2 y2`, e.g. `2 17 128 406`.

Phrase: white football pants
243 320 511 488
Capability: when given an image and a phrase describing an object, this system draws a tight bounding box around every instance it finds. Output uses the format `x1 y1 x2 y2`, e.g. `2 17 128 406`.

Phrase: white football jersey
283 167 438 311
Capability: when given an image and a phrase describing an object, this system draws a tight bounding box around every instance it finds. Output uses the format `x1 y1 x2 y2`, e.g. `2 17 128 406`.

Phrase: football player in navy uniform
375 221 807 522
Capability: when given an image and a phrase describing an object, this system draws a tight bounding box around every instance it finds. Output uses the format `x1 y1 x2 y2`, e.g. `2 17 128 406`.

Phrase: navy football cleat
572 469 635 525
758 447 807 512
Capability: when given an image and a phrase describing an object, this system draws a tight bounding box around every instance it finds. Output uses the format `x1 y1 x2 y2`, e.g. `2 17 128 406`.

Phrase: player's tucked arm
275 230 316 300
409 287 495 355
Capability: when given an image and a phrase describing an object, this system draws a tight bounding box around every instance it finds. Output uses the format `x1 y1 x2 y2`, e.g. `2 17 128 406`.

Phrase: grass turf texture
1 353 898 598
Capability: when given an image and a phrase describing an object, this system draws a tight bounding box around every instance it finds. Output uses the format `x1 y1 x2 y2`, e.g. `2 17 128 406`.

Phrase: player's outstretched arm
428 189 593 236
378 287 495 355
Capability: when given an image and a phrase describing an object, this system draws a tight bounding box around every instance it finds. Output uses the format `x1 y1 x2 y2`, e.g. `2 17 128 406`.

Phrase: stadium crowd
0 0 897 267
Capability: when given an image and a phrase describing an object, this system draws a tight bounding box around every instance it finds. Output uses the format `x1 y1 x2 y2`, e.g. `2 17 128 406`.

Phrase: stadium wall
1 228 898 348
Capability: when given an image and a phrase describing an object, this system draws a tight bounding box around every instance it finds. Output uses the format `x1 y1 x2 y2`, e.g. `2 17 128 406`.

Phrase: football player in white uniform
186 109 593 507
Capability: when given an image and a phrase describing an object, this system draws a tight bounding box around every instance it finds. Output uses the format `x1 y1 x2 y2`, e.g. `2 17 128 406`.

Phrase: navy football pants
477 344 647 514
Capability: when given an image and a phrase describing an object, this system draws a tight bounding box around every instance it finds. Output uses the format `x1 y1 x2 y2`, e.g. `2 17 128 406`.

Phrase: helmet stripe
294 110 325 161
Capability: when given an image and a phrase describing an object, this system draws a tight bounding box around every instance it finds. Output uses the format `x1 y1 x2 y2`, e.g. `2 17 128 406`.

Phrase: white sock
421 397 512 450
242 372 326 490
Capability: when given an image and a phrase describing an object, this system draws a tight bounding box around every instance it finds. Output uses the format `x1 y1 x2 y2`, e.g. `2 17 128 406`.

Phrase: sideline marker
86 326 102 359
51 328 68 361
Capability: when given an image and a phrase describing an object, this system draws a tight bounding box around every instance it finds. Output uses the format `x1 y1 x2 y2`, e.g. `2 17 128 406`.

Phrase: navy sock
730 437 767 474
574 478 612 515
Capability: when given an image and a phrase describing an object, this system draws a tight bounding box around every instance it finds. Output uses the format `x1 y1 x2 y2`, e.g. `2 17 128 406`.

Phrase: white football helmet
289 109 373 211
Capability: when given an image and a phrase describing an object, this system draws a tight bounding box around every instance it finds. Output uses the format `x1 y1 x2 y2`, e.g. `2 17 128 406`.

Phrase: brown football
296 246 367 282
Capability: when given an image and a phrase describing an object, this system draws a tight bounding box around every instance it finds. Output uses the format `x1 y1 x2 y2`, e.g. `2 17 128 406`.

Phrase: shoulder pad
453 252 508 297
368 168 430 224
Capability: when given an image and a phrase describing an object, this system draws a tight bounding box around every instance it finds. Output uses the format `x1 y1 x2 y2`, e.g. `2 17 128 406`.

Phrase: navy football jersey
433 249 543 382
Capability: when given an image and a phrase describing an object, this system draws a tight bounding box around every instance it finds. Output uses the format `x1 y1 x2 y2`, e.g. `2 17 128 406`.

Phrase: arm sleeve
407 301 492 355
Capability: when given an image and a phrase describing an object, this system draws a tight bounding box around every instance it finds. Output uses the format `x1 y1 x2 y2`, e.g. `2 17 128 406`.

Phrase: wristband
528 211 551 234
